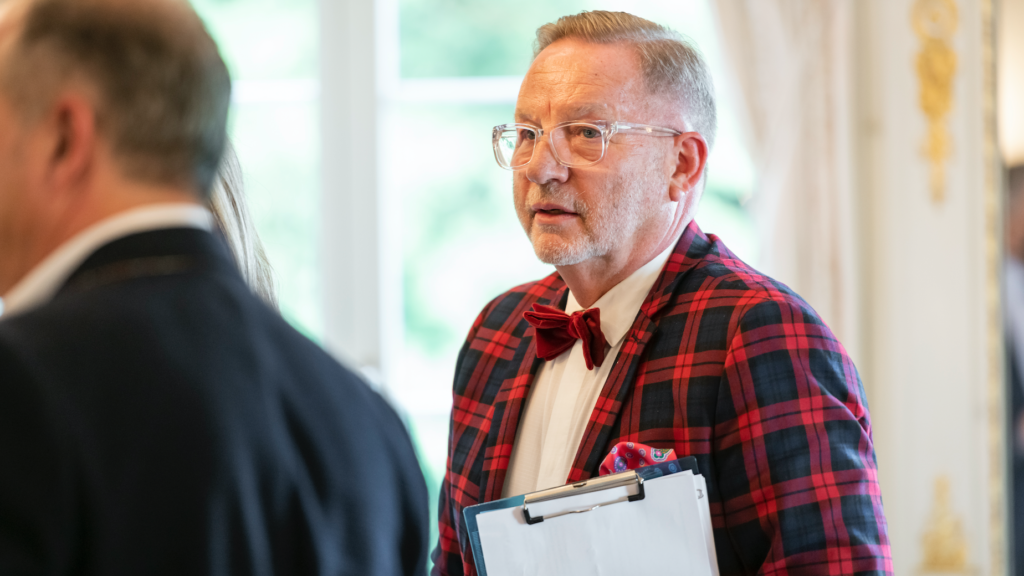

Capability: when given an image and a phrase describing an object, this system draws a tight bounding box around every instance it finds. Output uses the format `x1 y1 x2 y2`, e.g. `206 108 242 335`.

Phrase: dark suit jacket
0 228 428 575
434 221 891 576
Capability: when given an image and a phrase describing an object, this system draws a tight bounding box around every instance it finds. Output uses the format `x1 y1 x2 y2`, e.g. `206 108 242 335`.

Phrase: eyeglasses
492 120 682 170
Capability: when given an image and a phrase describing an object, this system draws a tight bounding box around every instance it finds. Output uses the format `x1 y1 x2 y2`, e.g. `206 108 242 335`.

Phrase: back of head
0 0 231 197
535 11 717 150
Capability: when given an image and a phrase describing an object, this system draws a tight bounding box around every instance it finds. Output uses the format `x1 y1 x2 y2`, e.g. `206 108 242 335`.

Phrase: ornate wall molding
980 0 1006 573
861 0 1004 571
913 0 959 203
919 476 972 574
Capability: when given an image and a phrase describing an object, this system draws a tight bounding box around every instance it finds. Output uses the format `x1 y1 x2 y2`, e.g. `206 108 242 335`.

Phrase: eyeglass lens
496 124 605 168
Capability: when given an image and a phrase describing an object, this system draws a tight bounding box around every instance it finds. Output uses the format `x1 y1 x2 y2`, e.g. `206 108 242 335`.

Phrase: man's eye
581 128 599 139
520 130 537 141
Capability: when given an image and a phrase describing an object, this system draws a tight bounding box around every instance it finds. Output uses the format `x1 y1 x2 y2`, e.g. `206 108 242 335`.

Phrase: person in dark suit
1004 164 1024 575
0 0 429 574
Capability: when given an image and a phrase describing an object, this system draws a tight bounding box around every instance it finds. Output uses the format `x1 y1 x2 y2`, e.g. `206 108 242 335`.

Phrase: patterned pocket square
598 441 677 476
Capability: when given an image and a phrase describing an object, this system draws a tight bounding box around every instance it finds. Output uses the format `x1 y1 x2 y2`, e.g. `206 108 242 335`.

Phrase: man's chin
531 235 593 267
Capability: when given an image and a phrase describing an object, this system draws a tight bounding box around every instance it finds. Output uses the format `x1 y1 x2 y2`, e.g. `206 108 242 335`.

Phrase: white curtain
710 0 860 360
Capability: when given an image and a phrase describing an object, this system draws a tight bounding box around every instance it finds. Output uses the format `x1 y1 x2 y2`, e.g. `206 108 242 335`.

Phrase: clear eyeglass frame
491 120 683 171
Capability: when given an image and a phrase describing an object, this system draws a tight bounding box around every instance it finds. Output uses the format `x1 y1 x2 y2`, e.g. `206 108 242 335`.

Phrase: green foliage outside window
190 0 323 340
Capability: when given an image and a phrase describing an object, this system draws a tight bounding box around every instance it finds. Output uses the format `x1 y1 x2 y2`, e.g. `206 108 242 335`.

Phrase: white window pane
192 0 323 339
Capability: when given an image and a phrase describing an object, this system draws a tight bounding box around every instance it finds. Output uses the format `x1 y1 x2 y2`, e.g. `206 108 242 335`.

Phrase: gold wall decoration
912 0 959 203
920 476 971 574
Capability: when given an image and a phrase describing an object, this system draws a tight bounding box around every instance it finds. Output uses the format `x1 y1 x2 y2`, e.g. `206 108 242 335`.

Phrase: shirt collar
565 240 677 347
1 203 213 319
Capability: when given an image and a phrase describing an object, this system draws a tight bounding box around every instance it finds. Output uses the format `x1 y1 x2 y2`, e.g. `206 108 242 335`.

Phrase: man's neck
0 184 200 295
0 202 211 318
556 216 690 309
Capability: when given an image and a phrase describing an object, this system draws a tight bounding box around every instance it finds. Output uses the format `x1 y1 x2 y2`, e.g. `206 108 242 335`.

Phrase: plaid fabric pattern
433 221 892 576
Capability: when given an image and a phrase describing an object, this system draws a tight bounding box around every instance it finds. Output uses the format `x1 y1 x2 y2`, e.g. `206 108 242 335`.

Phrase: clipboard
463 457 715 576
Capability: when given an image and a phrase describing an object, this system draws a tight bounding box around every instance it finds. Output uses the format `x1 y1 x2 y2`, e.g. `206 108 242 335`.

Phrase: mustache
525 184 588 217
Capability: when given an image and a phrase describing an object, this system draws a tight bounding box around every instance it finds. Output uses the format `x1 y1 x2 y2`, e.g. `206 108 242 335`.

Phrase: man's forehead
515 39 644 122
0 3 19 74
515 100 616 123
0 0 26 40
0 3 12 30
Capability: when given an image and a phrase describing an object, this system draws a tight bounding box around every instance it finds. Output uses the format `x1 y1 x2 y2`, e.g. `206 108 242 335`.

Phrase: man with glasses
434 11 891 576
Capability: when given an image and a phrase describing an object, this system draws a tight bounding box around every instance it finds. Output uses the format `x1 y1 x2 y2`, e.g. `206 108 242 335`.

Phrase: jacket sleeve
713 297 893 576
431 306 491 576
431 397 467 576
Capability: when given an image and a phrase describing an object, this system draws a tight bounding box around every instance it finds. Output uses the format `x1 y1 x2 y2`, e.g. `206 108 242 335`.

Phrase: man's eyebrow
565 103 612 119
514 103 614 124
514 110 538 124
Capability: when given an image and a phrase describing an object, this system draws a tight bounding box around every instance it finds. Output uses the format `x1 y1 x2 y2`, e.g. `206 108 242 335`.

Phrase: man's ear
668 132 708 203
43 94 97 194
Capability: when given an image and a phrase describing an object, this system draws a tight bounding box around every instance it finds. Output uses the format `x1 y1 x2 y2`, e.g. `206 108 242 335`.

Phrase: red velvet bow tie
523 303 608 370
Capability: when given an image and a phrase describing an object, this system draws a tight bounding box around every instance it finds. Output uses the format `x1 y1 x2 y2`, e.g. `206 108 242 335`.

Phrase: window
192 0 323 340
194 0 755 555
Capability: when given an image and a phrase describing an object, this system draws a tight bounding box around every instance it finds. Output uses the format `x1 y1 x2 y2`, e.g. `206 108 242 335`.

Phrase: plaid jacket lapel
566 221 709 481
479 284 569 502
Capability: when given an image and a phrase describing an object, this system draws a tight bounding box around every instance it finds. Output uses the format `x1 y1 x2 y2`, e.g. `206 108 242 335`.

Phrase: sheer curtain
710 1 860 359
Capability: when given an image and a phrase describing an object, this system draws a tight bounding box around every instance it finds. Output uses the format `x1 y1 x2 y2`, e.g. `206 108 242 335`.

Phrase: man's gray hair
535 11 717 150
0 0 231 197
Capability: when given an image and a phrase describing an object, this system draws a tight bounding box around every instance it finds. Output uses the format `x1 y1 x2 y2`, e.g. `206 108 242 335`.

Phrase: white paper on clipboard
475 471 715 576
694 475 719 576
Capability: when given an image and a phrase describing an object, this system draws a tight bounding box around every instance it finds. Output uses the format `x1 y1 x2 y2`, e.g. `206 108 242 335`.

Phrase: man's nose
525 134 570 185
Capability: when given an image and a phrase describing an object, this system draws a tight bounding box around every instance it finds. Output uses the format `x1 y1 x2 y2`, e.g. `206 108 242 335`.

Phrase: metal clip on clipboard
522 469 646 525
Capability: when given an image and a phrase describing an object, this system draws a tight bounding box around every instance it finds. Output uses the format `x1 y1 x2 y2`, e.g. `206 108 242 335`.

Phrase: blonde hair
209 143 278 307
535 11 717 149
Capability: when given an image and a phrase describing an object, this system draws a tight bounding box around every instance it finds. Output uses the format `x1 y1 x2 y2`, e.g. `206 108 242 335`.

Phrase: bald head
0 0 230 196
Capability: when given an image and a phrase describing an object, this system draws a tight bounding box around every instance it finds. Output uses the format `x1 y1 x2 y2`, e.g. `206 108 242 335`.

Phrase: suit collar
563 220 712 481
641 219 712 321
54 228 237 300
535 219 710 323
1 204 213 319
481 220 714 498
564 239 676 348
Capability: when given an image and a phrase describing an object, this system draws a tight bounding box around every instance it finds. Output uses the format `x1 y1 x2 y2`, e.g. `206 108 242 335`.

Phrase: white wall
855 0 1005 573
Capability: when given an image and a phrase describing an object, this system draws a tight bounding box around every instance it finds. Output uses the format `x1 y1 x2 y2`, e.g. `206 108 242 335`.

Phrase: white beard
519 167 661 266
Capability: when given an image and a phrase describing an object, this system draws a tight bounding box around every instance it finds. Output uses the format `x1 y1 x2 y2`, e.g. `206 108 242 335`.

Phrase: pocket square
599 441 676 476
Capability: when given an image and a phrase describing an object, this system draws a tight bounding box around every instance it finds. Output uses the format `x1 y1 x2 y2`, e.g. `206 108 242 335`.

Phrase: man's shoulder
0 275 428 576
660 232 847 369
672 232 821 322
0 266 359 400
0 261 410 467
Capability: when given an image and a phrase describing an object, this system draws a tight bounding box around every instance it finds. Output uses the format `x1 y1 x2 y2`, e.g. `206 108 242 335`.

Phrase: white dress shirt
502 241 676 497
0 203 213 319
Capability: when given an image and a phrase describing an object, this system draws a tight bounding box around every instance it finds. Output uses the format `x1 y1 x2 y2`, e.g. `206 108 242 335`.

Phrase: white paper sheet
476 471 714 576
694 475 719 576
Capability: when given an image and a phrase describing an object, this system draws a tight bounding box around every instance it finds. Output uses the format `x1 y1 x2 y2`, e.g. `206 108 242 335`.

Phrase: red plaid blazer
433 221 892 576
